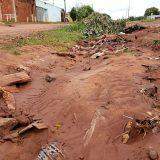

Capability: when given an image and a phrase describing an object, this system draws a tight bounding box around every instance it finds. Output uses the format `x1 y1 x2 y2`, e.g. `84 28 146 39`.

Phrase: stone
45 74 56 83
148 148 158 160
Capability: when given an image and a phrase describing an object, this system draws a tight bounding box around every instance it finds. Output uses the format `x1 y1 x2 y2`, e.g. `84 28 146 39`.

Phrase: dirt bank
0 25 160 160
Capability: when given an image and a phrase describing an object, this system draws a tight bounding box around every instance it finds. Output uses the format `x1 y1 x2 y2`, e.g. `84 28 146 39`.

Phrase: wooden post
31 14 34 22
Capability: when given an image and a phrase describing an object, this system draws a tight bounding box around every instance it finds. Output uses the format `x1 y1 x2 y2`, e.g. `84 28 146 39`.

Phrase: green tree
144 7 159 16
70 7 77 21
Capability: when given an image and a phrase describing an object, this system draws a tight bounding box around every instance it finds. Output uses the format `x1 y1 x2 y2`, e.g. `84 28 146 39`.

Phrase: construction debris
121 115 160 144
37 142 64 160
124 24 146 34
0 72 31 87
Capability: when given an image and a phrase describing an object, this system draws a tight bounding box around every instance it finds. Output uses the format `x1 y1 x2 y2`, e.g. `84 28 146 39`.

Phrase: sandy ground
0 23 66 38
0 23 159 160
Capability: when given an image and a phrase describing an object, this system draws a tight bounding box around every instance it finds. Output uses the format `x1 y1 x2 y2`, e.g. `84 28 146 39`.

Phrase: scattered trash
124 24 145 34
37 142 64 160
148 57 160 60
91 52 105 59
120 115 160 144
140 84 157 98
143 76 157 83
142 64 160 72
83 66 91 71
45 74 56 83
0 72 31 87
148 148 159 160
16 65 30 74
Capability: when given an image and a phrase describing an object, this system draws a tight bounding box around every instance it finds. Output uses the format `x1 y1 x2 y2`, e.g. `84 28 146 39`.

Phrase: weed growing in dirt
152 40 160 45
1 45 21 55
16 28 83 52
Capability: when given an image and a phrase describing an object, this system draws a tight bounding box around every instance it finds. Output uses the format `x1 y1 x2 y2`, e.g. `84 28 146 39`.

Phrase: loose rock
45 74 56 83
148 148 158 160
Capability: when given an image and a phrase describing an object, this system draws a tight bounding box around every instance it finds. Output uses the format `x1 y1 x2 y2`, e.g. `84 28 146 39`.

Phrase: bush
65 22 85 32
70 7 77 21
82 12 115 38
76 5 94 21
114 19 126 33
144 7 159 16
127 16 145 22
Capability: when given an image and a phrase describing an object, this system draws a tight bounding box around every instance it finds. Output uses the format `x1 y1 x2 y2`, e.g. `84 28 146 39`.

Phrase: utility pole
128 0 131 18
12 0 17 22
64 0 66 22
0 3 2 21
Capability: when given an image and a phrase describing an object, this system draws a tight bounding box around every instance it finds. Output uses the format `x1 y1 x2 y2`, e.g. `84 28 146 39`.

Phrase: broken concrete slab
0 72 31 87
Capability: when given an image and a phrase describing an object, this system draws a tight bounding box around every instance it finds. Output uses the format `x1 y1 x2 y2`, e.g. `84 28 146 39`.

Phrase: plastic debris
37 142 64 160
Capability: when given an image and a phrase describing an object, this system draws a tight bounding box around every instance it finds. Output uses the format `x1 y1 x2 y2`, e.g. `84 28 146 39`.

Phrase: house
35 0 63 22
0 0 63 22
147 14 160 20
0 0 36 22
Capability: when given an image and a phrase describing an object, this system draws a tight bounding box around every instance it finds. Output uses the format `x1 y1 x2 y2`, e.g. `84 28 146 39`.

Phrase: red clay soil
0 26 160 160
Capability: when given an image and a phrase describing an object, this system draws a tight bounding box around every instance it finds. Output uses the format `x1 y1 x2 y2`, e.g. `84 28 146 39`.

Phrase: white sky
49 0 160 19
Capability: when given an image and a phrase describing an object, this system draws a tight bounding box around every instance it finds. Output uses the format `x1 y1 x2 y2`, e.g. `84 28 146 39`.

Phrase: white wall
35 0 62 22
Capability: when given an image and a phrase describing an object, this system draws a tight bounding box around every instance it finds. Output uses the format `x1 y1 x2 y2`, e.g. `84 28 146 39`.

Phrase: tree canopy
144 7 159 16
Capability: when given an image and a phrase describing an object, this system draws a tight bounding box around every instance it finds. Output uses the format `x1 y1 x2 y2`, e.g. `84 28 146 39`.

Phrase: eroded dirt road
0 25 160 160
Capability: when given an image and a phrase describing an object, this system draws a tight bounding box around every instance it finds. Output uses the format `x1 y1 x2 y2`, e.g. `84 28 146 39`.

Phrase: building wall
0 0 36 22
0 0 13 20
15 0 36 22
35 0 62 22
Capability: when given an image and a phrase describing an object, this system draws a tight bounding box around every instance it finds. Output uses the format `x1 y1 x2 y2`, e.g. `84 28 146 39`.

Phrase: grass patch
1 26 83 54
1 45 21 55
17 27 83 52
